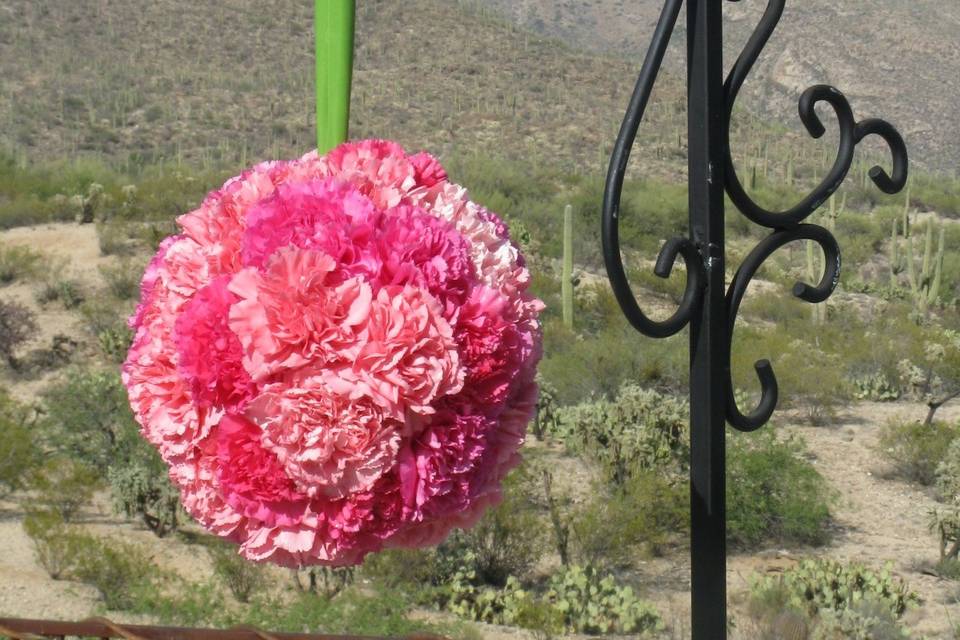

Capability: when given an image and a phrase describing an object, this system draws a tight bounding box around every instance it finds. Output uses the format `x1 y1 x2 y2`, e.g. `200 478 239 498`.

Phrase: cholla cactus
120 184 138 214
929 505 960 561
75 183 105 224
897 330 960 424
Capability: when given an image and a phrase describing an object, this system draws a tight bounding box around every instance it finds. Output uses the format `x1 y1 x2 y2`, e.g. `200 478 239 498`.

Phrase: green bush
79 298 134 362
557 384 688 485
22 509 81 580
40 368 140 472
749 559 918 621
99 258 142 300
538 282 690 404
361 547 458 593
936 438 960 502
35 277 85 309
97 221 137 256
879 419 960 486
727 432 833 547
732 330 845 425
107 438 181 537
569 472 687 569
97 324 133 363
0 244 43 284
26 458 101 522
238 588 449 638
0 390 40 496
545 565 662 635
851 372 901 402
208 542 265 603
71 533 158 610
456 468 545 586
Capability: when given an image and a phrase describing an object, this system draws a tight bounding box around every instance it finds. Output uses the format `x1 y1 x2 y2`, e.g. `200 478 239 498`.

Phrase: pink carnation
123 140 542 566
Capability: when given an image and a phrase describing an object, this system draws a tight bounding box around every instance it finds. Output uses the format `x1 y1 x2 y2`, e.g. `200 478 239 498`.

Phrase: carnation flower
124 140 542 566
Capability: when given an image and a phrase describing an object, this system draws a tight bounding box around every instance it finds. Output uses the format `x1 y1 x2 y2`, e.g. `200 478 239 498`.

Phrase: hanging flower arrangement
122 140 543 566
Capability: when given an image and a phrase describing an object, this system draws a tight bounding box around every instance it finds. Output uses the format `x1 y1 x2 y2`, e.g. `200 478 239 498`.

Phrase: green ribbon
315 0 355 154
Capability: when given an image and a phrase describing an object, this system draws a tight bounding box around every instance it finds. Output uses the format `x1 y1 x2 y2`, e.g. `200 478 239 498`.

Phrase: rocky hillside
469 0 960 172
0 0 688 176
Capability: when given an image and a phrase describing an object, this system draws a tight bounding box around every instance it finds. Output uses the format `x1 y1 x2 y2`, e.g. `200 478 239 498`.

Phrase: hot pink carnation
123 140 542 566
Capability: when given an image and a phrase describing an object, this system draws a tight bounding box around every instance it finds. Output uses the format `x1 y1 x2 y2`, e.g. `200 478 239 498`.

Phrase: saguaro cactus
890 207 946 315
805 194 844 324
562 204 574 330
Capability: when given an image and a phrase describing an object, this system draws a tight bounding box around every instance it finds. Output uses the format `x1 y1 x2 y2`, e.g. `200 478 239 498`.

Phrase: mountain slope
0 0 690 176
470 0 960 172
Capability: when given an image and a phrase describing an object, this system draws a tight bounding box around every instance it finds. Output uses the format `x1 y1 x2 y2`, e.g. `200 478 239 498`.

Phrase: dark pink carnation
216 414 310 528
175 276 257 411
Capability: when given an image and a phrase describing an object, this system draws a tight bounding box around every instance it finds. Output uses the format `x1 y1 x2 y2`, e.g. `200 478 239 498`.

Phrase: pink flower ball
122 140 543 567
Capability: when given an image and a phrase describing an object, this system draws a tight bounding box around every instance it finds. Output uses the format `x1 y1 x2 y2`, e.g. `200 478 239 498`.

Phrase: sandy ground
2 223 959 637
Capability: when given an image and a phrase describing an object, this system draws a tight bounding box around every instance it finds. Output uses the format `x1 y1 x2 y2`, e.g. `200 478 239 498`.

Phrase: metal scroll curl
723 0 907 430
723 0 908 229
602 0 908 430
602 0 705 340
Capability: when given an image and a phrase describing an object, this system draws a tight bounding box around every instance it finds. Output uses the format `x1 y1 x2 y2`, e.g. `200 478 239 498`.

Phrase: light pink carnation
124 140 542 566
247 379 401 500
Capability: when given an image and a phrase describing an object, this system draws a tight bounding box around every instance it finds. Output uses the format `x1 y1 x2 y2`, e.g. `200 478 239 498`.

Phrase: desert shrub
292 567 355 600
569 472 687 569
749 559 918 622
41 367 181 535
99 258 142 300
731 329 845 425
727 432 833 547
97 221 137 256
71 533 158 610
0 299 38 369
22 333 77 373
79 298 133 362
27 458 101 522
557 384 688 485
97 324 133 362
238 588 451 638
35 277 85 309
444 564 661 636
545 565 662 635
878 419 960 486
361 546 461 594
0 390 40 496
208 542 265 603
455 468 545 586
22 509 81 580
539 306 688 404
107 439 181 537
40 368 139 472
937 438 960 502
122 579 227 627
0 244 43 284
531 374 558 440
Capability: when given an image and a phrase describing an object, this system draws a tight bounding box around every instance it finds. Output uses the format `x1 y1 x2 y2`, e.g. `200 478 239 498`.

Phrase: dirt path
724 402 960 637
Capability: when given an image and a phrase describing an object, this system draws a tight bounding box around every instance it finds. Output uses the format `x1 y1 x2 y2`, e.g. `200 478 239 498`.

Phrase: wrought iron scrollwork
601 0 908 431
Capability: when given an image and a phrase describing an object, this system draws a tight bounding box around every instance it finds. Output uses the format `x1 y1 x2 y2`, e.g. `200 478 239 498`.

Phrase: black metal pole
687 1 727 635
603 1 907 636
